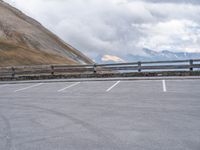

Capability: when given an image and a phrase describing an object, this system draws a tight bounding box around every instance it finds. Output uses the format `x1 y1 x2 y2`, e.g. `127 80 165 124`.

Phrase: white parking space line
15 83 44 92
162 80 167 92
0 84 8 88
58 82 80 92
106 81 120 92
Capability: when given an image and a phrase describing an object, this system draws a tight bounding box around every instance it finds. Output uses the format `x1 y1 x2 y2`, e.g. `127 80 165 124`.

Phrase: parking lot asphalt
0 79 200 150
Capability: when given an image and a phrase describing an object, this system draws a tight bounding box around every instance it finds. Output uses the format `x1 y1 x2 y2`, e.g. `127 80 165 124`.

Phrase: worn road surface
0 79 200 150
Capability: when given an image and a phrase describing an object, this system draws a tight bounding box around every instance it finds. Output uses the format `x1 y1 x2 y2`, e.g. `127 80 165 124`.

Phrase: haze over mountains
128 49 200 62
0 0 92 67
96 49 200 63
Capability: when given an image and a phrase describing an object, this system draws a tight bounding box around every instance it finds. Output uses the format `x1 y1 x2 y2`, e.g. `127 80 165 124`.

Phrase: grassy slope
0 40 78 67
0 1 93 67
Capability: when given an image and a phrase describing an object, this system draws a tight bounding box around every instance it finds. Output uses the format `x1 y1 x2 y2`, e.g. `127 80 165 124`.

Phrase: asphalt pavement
0 79 200 150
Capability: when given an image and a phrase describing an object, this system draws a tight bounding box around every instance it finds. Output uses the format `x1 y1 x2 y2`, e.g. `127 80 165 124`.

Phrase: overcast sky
5 0 200 59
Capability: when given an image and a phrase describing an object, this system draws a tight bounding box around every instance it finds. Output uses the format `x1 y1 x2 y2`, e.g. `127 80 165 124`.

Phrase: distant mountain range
96 48 200 64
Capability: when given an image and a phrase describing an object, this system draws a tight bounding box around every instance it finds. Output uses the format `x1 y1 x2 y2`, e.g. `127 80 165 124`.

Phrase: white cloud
4 0 200 59
136 20 200 52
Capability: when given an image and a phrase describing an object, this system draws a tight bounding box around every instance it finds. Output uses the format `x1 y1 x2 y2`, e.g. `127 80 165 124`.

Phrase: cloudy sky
5 0 200 61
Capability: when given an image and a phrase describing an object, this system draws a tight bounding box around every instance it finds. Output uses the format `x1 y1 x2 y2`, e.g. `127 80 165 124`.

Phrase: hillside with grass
0 0 93 67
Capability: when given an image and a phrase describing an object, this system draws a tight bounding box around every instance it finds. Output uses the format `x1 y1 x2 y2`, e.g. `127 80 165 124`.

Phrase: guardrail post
189 60 193 71
138 61 142 72
93 64 97 74
51 65 54 75
11 67 15 78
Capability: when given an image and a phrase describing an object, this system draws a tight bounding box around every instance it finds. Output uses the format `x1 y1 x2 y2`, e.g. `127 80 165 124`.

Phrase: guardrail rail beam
0 59 200 79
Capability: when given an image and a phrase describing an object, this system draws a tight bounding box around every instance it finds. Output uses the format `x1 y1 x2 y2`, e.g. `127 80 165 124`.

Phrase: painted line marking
0 84 8 88
15 83 44 92
106 81 120 92
162 80 167 92
58 82 80 92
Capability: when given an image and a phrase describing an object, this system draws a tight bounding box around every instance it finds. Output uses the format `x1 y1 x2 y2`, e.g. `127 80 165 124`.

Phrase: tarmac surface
0 78 200 150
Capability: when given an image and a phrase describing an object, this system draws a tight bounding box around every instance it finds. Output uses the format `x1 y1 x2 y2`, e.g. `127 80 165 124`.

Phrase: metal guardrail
0 59 200 78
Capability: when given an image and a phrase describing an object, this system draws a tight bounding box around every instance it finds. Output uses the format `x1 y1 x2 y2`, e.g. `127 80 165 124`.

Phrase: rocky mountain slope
0 0 93 67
